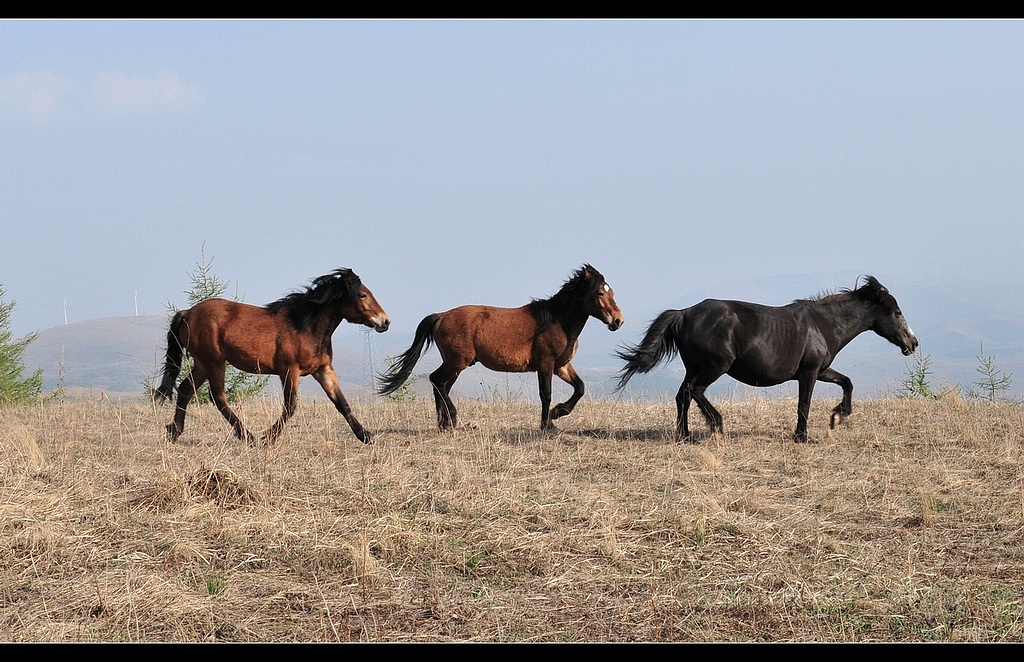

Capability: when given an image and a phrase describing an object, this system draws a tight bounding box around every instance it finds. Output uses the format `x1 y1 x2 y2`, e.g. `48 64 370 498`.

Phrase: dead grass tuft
0 418 44 473
185 468 261 509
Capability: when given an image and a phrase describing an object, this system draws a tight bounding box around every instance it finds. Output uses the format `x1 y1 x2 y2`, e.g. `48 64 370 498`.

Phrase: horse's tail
614 309 683 391
377 313 440 395
153 311 187 403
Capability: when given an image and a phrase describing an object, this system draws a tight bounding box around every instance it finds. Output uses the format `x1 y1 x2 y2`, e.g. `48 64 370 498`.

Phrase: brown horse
154 268 390 445
378 264 624 432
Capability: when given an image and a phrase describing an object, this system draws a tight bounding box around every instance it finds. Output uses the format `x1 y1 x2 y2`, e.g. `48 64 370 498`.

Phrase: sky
2 19 1023 341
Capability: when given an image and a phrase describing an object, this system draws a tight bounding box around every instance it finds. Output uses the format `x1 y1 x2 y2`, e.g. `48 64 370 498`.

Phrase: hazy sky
2 19 1022 340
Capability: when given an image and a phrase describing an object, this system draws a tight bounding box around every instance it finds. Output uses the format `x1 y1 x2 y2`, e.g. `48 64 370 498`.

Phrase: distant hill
23 316 169 398
18 273 1024 403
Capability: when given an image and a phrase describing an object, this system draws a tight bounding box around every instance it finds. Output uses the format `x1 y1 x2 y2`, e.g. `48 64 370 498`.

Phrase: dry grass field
1 391 1023 642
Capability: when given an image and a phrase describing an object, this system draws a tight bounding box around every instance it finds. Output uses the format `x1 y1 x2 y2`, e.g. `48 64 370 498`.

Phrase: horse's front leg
313 364 371 443
263 369 300 445
793 372 818 443
818 367 854 430
550 362 584 420
538 369 555 430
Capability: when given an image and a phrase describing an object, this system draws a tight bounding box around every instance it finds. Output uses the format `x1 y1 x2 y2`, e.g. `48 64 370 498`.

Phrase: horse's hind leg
167 363 207 442
313 365 372 444
673 382 694 441
675 375 723 442
691 386 724 437
207 363 257 445
550 362 584 420
429 364 460 431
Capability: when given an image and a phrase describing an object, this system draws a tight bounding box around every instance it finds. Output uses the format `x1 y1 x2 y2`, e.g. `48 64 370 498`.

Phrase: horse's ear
861 275 888 298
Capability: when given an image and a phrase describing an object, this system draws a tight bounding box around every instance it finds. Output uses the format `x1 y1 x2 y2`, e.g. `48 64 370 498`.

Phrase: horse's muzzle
373 317 391 333
901 335 919 356
607 317 624 332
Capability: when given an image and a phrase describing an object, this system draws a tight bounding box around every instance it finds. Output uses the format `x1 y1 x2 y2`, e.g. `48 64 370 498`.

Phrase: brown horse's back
180 299 308 376
434 305 550 373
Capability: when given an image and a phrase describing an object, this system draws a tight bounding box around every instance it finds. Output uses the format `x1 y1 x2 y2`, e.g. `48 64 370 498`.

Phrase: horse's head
267 268 390 335
313 269 390 332
582 265 625 332
863 276 918 356
351 283 391 333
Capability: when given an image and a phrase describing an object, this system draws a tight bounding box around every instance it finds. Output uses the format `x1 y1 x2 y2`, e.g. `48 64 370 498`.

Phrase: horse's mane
527 264 606 329
265 268 362 331
796 275 890 306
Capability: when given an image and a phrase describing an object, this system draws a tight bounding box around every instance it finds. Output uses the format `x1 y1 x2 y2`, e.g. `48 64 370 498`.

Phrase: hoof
234 427 261 446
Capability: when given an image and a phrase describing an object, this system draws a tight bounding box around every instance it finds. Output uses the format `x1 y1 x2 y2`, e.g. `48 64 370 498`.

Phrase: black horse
615 276 918 443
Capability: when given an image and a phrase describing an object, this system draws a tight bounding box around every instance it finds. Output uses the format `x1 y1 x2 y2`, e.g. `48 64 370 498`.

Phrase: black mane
796 275 889 306
265 268 362 331
527 264 606 330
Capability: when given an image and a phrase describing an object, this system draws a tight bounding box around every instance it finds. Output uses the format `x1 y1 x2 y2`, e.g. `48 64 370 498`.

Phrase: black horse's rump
615 275 918 443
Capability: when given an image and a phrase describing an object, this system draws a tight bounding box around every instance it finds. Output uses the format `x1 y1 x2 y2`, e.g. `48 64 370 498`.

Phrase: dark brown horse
154 268 390 445
378 264 624 432
615 275 918 443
